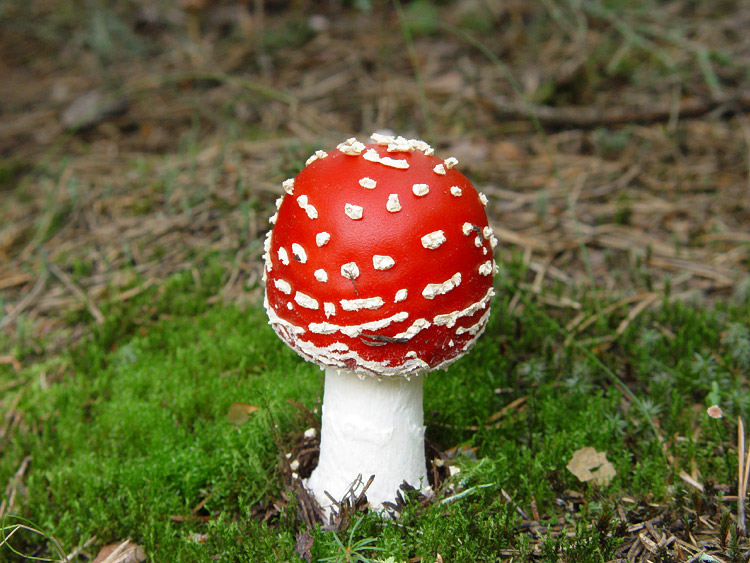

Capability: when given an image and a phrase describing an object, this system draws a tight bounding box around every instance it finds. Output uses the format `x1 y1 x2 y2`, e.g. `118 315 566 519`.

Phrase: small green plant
722 323 750 371
400 0 439 36
540 512 623 563
614 192 633 225
320 516 385 563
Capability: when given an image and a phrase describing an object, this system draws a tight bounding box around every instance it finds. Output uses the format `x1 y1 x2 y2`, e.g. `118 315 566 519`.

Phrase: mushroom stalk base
306 367 429 513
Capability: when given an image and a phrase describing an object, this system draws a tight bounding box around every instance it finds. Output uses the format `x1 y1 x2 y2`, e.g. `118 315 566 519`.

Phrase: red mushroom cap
263 134 497 377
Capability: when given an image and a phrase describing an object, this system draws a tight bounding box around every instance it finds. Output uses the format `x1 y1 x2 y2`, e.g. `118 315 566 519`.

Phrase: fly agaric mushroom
263 133 498 511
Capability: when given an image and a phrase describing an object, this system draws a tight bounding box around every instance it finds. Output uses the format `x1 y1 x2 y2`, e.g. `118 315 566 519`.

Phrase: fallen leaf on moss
92 540 145 563
226 402 260 425
566 447 616 485
295 530 314 562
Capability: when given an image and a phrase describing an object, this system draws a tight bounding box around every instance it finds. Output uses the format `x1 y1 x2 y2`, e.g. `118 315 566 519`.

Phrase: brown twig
0 271 48 331
738 418 750 536
487 91 750 129
0 455 31 520
63 535 98 562
500 488 530 520
44 257 105 325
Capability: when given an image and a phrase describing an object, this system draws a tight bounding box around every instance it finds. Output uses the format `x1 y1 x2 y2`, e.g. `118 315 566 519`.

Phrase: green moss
2 255 750 560
2 303 315 560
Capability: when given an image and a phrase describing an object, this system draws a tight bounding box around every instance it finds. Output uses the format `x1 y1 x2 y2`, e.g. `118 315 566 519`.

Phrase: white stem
306 366 429 511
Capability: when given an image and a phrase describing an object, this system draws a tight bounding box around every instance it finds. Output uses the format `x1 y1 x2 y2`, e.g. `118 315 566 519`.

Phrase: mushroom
263 134 498 512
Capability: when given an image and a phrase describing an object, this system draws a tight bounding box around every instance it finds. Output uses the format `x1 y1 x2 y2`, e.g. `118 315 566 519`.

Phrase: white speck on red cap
337 138 366 155
340 296 385 311
345 203 363 220
282 178 295 194
479 261 493 276
371 132 395 146
324 302 336 317
316 232 331 247
306 321 339 335
386 194 401 212
362 148 409 169
370 134 435 155
340 262 360 280
406 139 433 155
394 318 430 340
306 150 328 166
450 186 462 197
359 177 377 189
390 139 413 152
421 230 446 249
462 222 473 236
444 157 458 169
377 155 410 169
433 286 494 328
373 255 395 270
394 288 408 302
278 247 290 265
274 279 292 294
474 236 482 247
263 232 273 273
309 311 409 338
457 308 492 336
479 192 489 206
412 184 429 197
294 291 319 309
297 195 318 219
292 243 307 263
433 164 446 175
422 272 461 299
314 269 328 282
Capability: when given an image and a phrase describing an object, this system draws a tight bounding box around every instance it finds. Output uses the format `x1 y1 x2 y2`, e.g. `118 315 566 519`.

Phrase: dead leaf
61 90 128 130
294 530 314 562
566 447 616 485
91 540 146 563
226 402 260 425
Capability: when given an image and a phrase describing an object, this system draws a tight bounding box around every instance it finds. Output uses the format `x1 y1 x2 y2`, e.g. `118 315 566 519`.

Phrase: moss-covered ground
2 255 750 561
